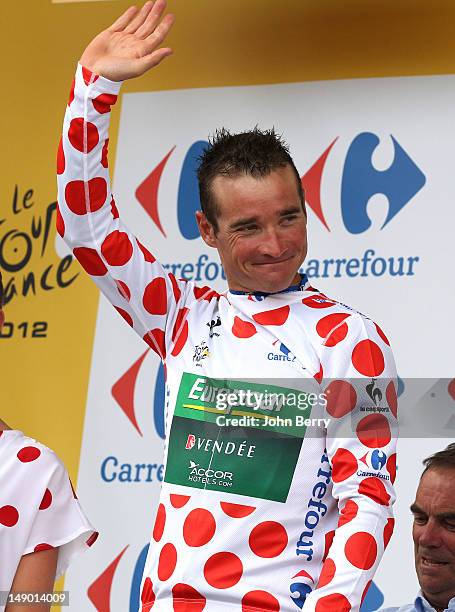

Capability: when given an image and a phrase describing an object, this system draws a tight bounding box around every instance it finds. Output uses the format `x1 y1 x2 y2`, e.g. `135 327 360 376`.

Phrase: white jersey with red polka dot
57 64 398 612
0 429 98 608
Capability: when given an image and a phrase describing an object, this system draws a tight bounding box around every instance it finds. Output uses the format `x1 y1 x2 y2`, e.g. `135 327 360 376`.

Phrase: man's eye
281 215 298 223
413 515 427 524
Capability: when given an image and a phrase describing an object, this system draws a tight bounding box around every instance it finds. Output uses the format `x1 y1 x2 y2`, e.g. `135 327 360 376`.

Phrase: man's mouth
253 256 293 266
421 556 449 567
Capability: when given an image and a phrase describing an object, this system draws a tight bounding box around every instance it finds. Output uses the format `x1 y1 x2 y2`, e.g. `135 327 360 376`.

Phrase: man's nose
261 228 286 258
419 520 443 548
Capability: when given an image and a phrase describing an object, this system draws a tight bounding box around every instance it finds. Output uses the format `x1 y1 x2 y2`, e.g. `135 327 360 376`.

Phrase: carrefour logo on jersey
135 132 425 282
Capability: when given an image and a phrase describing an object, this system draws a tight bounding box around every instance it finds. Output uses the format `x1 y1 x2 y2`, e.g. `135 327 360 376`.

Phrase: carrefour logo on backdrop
135 133 425 281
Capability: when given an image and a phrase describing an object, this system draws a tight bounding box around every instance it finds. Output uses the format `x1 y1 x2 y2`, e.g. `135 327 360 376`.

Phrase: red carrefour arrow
135 146 175 237
301 138 338 231
111 349 150 436
87 546 128 612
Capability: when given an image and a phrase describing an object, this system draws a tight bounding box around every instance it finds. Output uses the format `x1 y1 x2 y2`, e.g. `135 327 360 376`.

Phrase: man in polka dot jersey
380 444 455 612
0 271 98 611
57 2 398 610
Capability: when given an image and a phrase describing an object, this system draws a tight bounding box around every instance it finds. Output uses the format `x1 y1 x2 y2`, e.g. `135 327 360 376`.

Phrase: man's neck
422 590 452 612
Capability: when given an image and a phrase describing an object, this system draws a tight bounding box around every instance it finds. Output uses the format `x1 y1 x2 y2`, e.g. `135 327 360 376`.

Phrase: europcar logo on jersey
135 132 425 281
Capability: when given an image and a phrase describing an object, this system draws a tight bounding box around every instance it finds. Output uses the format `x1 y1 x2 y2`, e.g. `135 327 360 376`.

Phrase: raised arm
57 3 194 361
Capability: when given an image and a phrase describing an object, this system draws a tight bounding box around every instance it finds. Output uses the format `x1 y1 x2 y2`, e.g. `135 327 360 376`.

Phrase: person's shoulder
0 429 66 473
301 286 375 324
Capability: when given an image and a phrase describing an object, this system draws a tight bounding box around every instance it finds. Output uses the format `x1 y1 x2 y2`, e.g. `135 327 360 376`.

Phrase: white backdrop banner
65 75 455 611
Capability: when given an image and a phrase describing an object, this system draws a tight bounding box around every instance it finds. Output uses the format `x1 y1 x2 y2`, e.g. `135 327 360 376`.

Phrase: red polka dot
302 295 336 309
352 339 385 376
232 316 257 338
34 543 54 552
316 313 350 347
68 118 99 153
143 278 167 315
57 138 65 174
315 593 351 612
171 308 189 357
331 448 358 483
318 558 336 588
111 196 119 219
248 521 287 558
253 305 290 326
314 363 323 384
101 138 109 168
242 590 280 611
73 247 107 276
141 577 155 609
82 66 99 86
157 543 177 581
204 552 243 589
220 502 255 518
183 508 216 547
101 231 133 266
143 328 166 359
338 500 358 527
0 505 19 527
356 414 391 448
93 93 118 114
56 205 65 237
65 177 107 215
137 240 156 263
86 532 99 547
17 446 41 462
193 286 219 301
323 530 335 562
387 453 397 484
170 494 190 508
325 380 357 418
375 323 390 345
115 307 133 327
116 280 131 301
361 580 372 605
449 379 455 401
39 489 52 510
68 78 75 106
345 532 377 570
386 381 398 418
383 518 395 548
172 584 206 611
359 477 391 506
169 273 181 303
153 503 166 542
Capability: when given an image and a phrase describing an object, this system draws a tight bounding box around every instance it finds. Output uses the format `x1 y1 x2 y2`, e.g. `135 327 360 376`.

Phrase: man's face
412 468 455 609
196 165 307 294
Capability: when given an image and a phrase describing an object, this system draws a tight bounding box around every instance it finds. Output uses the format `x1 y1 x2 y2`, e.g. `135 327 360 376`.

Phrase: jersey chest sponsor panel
164 372 315 502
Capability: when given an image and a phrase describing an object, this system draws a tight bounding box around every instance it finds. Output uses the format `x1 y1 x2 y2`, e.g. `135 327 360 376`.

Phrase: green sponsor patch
164 373 312 502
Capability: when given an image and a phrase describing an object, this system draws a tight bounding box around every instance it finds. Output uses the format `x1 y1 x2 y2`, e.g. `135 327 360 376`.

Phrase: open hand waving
79 1 175 82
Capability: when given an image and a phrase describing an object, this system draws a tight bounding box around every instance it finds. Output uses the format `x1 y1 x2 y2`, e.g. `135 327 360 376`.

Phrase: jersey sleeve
56 64 196 360
21 447 98 579
303 314 398 611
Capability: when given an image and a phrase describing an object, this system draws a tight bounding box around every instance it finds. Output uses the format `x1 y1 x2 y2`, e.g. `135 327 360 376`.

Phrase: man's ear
196 211 217 248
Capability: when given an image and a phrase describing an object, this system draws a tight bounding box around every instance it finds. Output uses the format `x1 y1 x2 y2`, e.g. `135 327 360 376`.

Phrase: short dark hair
422 443 455 475
197 127 304 231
